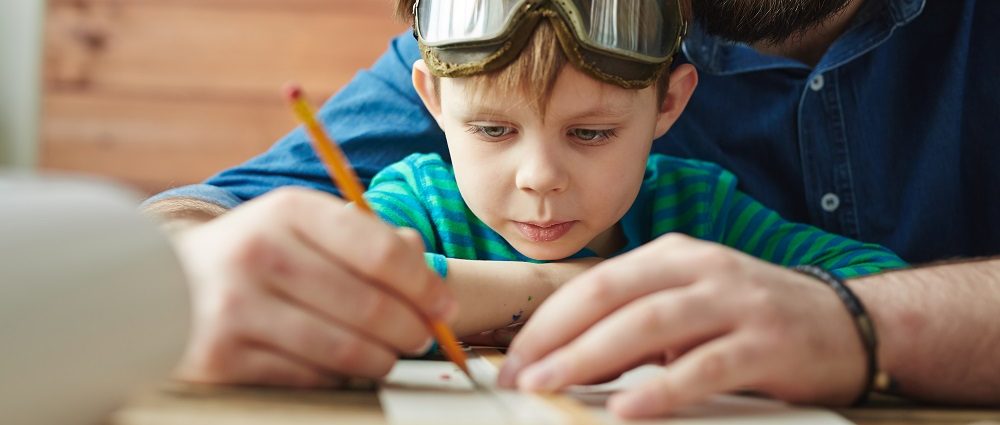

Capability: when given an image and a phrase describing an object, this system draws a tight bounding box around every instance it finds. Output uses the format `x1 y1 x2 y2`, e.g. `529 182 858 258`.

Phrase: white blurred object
0 175 190 425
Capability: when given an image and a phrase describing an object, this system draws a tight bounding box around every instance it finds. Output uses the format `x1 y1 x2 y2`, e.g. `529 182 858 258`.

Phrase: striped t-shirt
364 153 906 278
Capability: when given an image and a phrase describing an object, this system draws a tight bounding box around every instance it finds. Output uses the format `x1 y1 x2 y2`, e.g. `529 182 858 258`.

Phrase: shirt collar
682 0 927 75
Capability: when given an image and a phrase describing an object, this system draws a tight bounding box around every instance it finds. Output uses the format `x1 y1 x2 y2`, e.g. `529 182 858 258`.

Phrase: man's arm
144 32 441 213
142 197 228 234
853 258 1000 404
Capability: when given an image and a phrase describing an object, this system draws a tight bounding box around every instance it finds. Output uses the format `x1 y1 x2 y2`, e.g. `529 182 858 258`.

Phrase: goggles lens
416 0 525 45
572 0 677 59
415 0 682 61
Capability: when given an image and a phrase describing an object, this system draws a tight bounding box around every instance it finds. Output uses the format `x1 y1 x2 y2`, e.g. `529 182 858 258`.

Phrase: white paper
378 351 854 425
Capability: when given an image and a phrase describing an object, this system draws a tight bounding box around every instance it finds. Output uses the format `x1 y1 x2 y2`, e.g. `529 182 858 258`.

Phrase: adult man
145 0 1000 416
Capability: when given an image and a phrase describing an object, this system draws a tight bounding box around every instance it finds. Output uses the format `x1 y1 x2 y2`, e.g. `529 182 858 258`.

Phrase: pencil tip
284 82 303 101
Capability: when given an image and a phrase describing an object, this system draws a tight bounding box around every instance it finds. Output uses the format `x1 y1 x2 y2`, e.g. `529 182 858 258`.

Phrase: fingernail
517 359 560 392
410 337 435 356
609 391 656 418
497 353 523 388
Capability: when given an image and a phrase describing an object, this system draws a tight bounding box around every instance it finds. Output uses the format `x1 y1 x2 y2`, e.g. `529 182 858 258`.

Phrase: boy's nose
514 145 569 195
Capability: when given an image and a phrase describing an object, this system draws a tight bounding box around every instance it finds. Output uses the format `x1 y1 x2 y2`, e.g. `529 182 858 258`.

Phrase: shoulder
644 154 737 190
369 153 459 193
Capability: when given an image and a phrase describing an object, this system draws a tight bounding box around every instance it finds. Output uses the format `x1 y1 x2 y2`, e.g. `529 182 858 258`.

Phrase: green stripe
436 197 468 213
741 212 782 257
652 181 712 211
708 175 733 239
657 202 704 234
760 224 793 263
723 200 764 247
797 233 838 263
779 230 816 265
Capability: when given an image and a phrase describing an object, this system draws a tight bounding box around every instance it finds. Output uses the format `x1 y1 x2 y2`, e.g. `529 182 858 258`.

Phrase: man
145 0 1000 416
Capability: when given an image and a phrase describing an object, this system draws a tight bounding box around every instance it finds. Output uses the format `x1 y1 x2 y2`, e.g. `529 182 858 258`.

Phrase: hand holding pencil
285 83 473 380
164 85 458 389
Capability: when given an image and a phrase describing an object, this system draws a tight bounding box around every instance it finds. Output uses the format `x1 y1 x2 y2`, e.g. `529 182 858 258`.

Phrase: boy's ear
653 64 698 139
412 59 443 119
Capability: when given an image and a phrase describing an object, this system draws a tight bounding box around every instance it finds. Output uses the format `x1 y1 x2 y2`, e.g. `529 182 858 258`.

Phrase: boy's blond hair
397 1 671 116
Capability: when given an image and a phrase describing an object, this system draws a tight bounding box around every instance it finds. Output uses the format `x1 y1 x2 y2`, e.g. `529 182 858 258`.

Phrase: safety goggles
413 0 688 88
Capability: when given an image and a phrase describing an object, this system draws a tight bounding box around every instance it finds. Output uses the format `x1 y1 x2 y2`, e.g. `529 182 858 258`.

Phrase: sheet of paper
377 350 855 425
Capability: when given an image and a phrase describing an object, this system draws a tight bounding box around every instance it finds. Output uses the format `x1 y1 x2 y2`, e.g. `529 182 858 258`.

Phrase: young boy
364 0 906 337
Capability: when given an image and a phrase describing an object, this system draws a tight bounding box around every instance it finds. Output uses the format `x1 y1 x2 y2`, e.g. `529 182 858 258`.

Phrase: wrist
848 271 912 396
792 265 895 404
541 258 600 291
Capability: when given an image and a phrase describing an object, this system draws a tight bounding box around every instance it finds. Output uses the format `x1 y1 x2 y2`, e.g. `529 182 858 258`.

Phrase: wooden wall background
40 0 406 195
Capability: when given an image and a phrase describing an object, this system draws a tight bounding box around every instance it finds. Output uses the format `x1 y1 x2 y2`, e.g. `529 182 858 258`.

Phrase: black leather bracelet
791 265 894 405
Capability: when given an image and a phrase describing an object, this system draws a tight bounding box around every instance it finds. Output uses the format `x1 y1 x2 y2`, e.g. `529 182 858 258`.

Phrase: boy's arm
366 160 598 338
712 171 907 277
443 258 598 337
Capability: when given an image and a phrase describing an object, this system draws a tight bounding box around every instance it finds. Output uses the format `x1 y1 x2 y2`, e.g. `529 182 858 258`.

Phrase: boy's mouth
515 221 577 242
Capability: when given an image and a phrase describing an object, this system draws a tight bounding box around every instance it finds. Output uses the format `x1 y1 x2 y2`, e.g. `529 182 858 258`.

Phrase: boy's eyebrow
461 106 516 119
460 99 635 121
558 102 636 121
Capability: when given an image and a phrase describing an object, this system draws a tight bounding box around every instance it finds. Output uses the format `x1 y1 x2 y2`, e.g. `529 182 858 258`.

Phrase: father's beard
691 0 853 44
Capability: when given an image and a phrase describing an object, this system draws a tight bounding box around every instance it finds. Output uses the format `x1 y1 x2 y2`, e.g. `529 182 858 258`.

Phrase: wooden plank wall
41 0 406 195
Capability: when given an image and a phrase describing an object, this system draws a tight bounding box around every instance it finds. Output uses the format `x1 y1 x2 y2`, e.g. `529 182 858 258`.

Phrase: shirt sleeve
711 170 908 279
145 33 447 208
364 157 449 277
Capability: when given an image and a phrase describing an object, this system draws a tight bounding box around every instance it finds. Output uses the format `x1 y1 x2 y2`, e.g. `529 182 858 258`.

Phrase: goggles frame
413 0 688 89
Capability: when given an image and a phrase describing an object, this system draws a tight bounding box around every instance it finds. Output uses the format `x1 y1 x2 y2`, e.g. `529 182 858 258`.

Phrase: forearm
851 258 1000 404
142 198 229 235
444 258 595 337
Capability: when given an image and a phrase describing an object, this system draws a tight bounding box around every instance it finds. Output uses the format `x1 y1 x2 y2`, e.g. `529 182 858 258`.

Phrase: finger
516 287 732 392
241 289 398 378
503 234 725 385
607 334 762 418
264 232 432 354
271 188 456 320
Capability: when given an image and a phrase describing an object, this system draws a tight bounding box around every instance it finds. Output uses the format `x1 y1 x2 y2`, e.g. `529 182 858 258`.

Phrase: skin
148 60 697 385
411 60 698 336
161 188 457 387
497 0 1000 417
147 0 1000 414
500 234 873 416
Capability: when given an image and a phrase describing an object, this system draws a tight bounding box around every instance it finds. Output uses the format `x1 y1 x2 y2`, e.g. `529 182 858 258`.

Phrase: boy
363 0 906 337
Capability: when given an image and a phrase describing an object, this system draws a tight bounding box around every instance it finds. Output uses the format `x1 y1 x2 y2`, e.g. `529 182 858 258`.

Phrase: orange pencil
284 83 472 380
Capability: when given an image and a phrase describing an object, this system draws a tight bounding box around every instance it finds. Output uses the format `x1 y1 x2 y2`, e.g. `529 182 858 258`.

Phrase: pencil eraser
284 83 303 101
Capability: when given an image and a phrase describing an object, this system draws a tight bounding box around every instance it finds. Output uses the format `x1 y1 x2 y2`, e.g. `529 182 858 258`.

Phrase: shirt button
810 74 825 91
821 193 840 212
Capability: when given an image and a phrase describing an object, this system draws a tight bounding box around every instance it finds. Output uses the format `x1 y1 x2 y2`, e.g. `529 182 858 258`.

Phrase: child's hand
168 187 456 387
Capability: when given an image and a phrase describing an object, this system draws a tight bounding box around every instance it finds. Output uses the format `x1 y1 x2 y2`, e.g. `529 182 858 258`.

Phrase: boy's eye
467 125 515 140
569 128 617 144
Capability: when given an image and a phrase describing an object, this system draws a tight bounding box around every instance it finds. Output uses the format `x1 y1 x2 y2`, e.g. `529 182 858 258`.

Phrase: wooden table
110 382 1000 425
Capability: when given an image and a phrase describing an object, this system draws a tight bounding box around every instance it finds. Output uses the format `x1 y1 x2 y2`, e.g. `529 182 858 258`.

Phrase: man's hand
167 187 456 387
498 233 868 418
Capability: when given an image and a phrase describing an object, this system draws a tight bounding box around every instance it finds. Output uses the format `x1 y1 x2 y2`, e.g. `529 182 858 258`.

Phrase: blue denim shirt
147 0 1000 263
